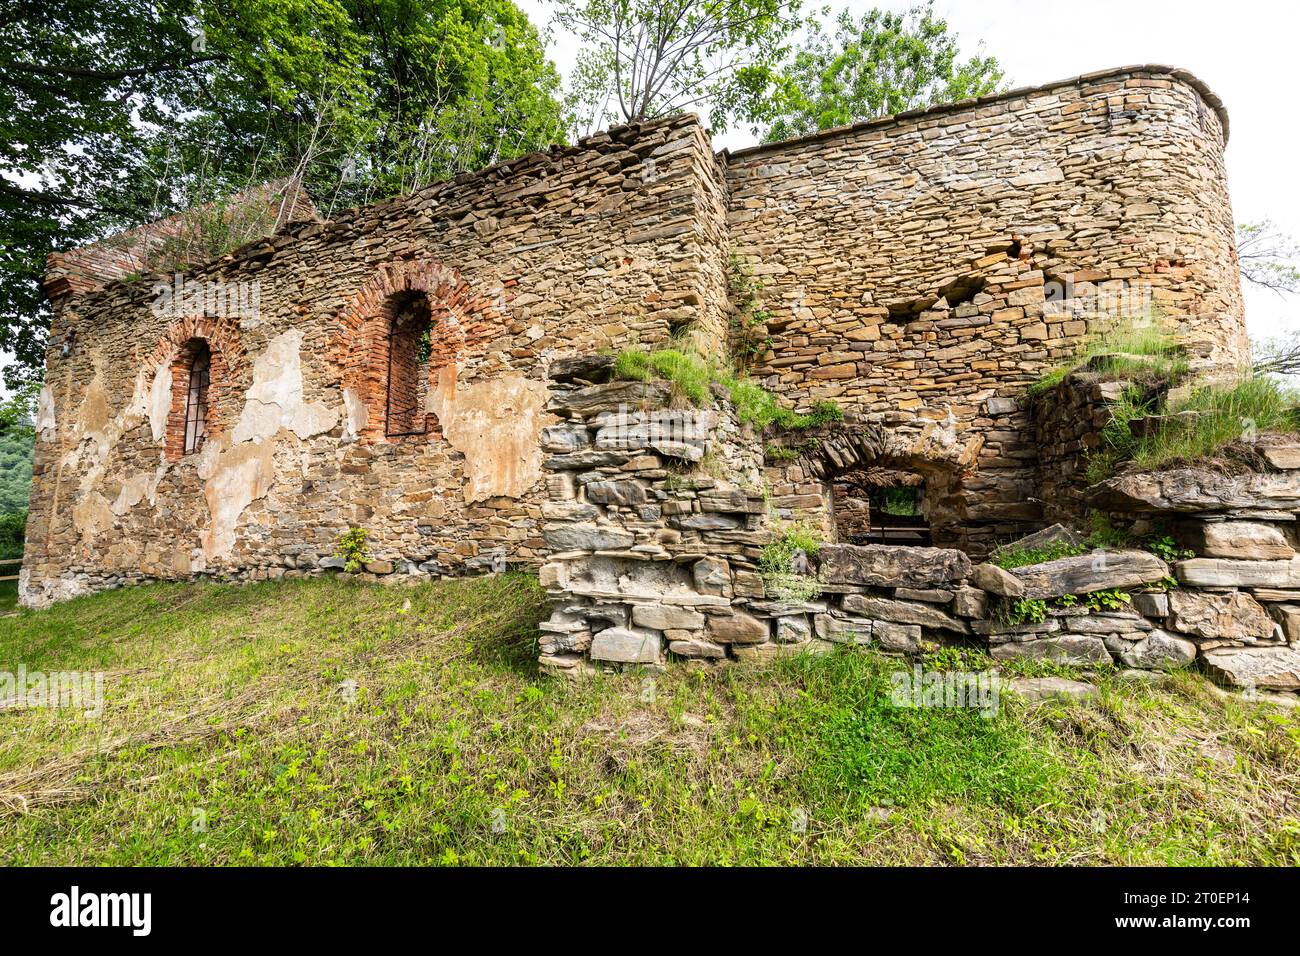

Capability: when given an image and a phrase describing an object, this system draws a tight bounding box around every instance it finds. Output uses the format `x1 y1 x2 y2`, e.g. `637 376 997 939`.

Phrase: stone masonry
24 63 1268 692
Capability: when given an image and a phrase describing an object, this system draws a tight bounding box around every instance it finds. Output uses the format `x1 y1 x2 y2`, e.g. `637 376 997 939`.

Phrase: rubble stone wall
725 66 1243 555
25 66 1250 625
23 114 725 606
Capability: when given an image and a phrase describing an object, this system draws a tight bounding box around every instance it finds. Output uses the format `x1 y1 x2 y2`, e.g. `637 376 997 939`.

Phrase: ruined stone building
26 64 1291 687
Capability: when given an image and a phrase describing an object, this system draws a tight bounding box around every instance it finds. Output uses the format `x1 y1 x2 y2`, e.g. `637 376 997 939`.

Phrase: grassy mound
0 575 1296 865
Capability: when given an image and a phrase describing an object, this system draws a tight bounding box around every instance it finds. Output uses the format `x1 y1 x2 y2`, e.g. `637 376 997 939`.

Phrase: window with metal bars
183 342 211 455
385 294 432 437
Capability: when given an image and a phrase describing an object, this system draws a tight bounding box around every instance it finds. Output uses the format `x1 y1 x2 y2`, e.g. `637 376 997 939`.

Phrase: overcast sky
519 0 1300 341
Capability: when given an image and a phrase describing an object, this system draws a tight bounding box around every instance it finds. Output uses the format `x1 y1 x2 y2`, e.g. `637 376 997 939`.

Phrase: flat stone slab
990 635 1112 664
1202 646 1300 690
1009 550 1169 599
1118 629 1197 670
1176 556 1300 588
819 543 971 588
1008 676 1100 704
1180 520 1295 560
840 594 969 633
1090 467 1300 513
1167 590 1274 642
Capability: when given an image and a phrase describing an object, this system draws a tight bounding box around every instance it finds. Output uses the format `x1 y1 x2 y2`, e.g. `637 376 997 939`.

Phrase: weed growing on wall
759 520 825 602
336 527 370 574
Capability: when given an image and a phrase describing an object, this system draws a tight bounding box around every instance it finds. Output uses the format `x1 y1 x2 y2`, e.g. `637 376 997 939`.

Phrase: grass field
0 574 1297 865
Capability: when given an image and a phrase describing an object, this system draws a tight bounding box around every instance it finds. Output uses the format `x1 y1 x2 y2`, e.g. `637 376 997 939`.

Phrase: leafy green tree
748 3 1005 142
553 0 804 134
1 0 562 388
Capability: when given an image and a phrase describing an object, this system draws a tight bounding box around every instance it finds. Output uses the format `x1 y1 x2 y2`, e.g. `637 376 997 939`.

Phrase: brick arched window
144 317 241 462
384 292 433 437
165 337 227 460
330 260 491 444
183 341 212 453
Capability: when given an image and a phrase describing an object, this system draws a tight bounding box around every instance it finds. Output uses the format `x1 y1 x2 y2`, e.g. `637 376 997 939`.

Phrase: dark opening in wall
833 471 932 546
936 274 986 308
385 291 433 437
885 296 939 324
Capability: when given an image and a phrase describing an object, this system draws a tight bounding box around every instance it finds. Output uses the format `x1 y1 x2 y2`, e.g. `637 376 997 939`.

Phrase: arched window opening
385 292 433 438
833 469 931 546
165 336 223 461
184 341 211 454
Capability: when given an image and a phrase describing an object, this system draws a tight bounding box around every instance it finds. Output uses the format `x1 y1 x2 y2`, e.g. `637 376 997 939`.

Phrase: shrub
336 527 370 574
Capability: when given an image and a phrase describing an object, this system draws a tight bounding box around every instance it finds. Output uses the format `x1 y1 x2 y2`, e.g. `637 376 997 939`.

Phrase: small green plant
1146 535 1193 563
1087 512 1135 549
1053 593 1079 608
1084 588 1131 612
727 253 774 372
336 527 371 574
1005 598 1048 626
764 442 801 463
759 520 825 602
993 540 1088 570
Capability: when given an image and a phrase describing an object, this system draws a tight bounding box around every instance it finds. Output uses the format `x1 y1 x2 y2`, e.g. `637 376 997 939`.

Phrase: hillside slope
0 574 1296 865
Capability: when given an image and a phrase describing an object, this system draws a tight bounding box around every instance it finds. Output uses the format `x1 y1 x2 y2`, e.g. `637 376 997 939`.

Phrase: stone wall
22 115 725 606
723 65 1244 555
25 65 1250 615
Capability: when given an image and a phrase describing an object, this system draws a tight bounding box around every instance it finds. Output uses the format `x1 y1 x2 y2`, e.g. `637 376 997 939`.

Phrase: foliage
1087 512 1135 550
1 0 563 387
335 527 371 573
1146 535 1193 564
0 510 27 560
553 0 804 133
759 519 823 602
873 485 919 516
726 253 774 372
1004 597 1047 626
1236 220 1300 296
1128 376 1300 470
0 576 1297 864
748 3 1005 142
1084 589 1131 613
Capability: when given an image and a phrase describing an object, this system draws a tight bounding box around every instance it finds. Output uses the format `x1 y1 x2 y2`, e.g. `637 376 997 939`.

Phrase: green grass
1030 317 1188 397
992 541 1088 570
0 575 1296 865
611 346 843 431
1129 376 1300 470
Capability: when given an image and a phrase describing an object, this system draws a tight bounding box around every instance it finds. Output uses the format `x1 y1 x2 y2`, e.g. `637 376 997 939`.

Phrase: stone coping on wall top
43 111 704 307
720 64 1229 163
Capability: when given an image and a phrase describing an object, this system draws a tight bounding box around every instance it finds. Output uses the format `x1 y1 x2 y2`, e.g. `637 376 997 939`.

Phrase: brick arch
143 316 243 461
327 259 497 443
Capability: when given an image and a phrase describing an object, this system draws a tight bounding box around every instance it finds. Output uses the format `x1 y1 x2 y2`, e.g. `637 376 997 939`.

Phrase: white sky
519 0 1300 341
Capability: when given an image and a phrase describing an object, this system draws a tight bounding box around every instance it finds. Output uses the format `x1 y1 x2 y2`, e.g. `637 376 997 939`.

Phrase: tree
747 3 1005 142
553 0 804 135
1 0 563 389
1237 220 1300 296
